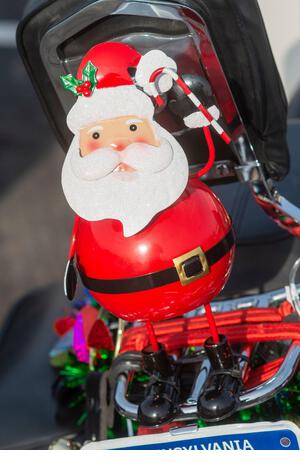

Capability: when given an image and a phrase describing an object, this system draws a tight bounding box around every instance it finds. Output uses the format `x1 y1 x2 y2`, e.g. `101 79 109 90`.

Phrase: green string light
239 409 252 422
197 420 206 428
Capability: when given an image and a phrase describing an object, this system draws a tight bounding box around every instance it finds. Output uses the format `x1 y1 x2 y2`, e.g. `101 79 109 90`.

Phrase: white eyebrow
87 125 103 134
125 118 143 125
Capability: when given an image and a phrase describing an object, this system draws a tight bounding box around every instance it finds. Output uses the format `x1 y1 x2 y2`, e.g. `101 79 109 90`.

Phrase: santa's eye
92 132 100 139
129 124 137 132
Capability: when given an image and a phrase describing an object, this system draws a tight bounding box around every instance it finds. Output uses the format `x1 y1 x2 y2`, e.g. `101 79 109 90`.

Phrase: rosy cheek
87 140 102 153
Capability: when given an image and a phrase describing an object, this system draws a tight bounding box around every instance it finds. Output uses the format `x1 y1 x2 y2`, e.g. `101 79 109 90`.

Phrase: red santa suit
62 42 235 323
73 176 234 322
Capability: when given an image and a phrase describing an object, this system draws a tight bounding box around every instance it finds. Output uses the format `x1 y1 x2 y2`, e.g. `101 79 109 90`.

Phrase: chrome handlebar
114 342 300 422
239 343 300 409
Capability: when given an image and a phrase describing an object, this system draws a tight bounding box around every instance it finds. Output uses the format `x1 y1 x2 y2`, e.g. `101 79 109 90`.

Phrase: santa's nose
110 139 131 151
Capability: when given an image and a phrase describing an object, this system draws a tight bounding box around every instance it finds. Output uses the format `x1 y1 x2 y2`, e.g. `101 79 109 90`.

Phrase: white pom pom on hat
135 49 177 95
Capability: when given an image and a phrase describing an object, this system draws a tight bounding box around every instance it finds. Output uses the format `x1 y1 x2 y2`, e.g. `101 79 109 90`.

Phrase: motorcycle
1 0 299 450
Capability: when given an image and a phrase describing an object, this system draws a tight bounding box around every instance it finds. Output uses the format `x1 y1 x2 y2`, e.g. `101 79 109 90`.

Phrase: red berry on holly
83 80 91 89
76 85 83 93
83 90 91 97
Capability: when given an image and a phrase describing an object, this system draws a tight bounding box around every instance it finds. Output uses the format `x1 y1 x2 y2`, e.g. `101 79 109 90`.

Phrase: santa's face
62 115 189 237
79 115 160 157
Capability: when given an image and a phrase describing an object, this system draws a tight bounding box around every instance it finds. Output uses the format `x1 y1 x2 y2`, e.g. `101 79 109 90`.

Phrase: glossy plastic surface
75 177 235 322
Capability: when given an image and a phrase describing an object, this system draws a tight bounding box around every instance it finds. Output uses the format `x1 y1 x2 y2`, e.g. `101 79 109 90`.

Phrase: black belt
79 229 234 295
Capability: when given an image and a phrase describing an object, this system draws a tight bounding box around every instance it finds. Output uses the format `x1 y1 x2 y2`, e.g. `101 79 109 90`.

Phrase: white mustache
71 139 173 181
121 139 173 174
71 147 119 181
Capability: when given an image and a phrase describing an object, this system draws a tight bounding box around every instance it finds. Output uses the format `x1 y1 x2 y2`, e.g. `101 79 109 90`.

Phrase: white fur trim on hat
67 85 155 134
135 50 177 96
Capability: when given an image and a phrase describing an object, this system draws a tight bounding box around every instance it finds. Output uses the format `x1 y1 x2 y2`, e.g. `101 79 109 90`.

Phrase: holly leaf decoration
82 61 97 88
60 61 98 97
60 74 82 96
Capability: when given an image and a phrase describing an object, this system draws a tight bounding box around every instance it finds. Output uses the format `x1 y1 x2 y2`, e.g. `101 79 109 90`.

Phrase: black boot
138 344 179 427
197 335 241 421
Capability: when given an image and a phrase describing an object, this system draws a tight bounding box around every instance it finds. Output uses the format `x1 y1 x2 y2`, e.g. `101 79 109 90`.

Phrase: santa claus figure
61 42 236 426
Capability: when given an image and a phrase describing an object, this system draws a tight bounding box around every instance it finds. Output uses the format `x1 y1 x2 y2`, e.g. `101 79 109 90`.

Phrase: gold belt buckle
173 246 209 286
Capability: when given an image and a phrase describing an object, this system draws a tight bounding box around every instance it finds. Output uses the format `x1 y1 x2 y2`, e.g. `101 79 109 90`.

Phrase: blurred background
0 1 73 325
0 0 300 325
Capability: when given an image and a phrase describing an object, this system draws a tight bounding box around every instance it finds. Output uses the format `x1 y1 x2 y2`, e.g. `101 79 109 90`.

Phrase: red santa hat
65 42 177 134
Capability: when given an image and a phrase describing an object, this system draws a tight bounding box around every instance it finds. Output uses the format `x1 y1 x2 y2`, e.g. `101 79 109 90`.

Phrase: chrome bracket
234 160 261 183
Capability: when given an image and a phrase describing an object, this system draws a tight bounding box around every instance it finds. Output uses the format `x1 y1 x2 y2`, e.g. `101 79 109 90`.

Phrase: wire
198 126 216 178
146 321 159 352
204 303 219 344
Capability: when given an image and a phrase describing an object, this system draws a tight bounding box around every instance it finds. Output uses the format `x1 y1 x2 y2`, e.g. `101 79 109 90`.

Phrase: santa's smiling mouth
113 163 136 173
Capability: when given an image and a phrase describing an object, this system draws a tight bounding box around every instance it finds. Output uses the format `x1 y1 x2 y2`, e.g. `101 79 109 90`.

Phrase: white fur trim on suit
183 105 220 129
135 50 177 96
67 85 155 133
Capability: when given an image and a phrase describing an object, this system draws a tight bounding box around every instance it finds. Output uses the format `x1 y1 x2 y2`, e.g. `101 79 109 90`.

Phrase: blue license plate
83 421 300 450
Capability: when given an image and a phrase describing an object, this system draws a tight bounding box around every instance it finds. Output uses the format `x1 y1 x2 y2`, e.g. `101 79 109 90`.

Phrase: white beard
62 122 189 237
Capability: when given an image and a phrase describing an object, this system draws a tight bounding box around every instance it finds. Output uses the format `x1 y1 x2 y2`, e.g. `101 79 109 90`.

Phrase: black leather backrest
18 0 289 180
175 0 289 180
